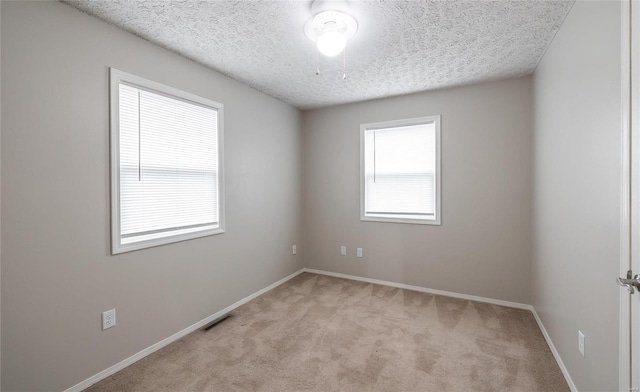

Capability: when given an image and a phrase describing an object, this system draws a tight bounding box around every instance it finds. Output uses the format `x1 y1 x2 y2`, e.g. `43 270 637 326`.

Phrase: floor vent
201 313 232 332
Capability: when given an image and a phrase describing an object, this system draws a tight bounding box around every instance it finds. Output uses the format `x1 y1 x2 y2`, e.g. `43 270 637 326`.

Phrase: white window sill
361 215 441 225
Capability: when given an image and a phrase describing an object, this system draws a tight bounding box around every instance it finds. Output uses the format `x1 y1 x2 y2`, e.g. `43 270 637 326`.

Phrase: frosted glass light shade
316 31 347 57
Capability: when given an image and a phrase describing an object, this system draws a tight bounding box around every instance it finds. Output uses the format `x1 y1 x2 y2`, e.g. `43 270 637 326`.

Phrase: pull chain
342 44 347 81
312 44 348 80
138 90 141 182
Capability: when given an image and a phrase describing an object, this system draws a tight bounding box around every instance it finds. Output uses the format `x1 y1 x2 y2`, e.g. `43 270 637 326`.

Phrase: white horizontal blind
118 83 219 245
364 122 436 219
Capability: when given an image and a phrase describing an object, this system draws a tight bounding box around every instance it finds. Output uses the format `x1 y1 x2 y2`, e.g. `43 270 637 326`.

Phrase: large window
110 69 224 254
360 116 441 225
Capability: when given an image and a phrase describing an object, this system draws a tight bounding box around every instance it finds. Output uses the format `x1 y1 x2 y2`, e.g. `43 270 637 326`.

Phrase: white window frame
110 68 225 254
360 115 441 225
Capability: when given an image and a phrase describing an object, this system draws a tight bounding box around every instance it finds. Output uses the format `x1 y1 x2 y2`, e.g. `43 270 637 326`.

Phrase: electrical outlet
578 330 585 356
357 248 363 258
102 309 116 330
292 245 297 255
340 246 347 256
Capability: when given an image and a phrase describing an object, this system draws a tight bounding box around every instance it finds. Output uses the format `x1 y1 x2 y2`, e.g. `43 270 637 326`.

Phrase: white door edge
621 0 632 390
624 0 640 390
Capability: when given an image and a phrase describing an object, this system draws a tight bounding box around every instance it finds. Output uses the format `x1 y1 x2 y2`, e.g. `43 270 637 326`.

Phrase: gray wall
302 77 533 304
1 1 3 389
531 1 621 390
1 2 302 391
1 0 625 391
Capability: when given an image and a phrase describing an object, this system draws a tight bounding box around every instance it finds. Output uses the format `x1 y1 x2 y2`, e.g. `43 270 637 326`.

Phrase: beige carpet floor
86 273 569 391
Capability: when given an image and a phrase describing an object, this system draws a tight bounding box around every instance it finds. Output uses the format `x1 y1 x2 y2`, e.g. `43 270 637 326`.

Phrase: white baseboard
303 268 531 310
64 268 305 392
531 308 578 392
65 267 576 392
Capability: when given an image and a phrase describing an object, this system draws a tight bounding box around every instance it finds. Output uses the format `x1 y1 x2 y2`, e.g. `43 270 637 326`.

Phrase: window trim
359 115 441 226
110 68 225 254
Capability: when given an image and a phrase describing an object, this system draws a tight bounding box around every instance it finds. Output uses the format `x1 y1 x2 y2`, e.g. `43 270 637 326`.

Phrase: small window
360 116 441 225
110 69 224 254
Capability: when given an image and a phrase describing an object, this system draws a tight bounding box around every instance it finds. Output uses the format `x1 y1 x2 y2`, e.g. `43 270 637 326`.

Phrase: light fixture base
304 10 358 44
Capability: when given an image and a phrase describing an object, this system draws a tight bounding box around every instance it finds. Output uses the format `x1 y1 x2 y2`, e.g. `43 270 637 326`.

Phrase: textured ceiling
62 0 574 110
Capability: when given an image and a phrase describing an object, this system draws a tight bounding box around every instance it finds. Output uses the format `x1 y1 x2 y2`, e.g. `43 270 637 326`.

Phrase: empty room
1 0 638 391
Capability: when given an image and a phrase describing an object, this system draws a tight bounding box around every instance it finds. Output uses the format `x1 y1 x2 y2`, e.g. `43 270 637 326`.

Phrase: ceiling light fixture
316 22 346 57
304 8 358 80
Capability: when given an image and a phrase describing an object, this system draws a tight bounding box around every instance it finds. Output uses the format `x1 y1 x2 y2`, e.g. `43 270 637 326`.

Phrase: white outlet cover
578 330 585 356
340 246 347 256
292 245 297 255
357 248 363 258
102 309 116 330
